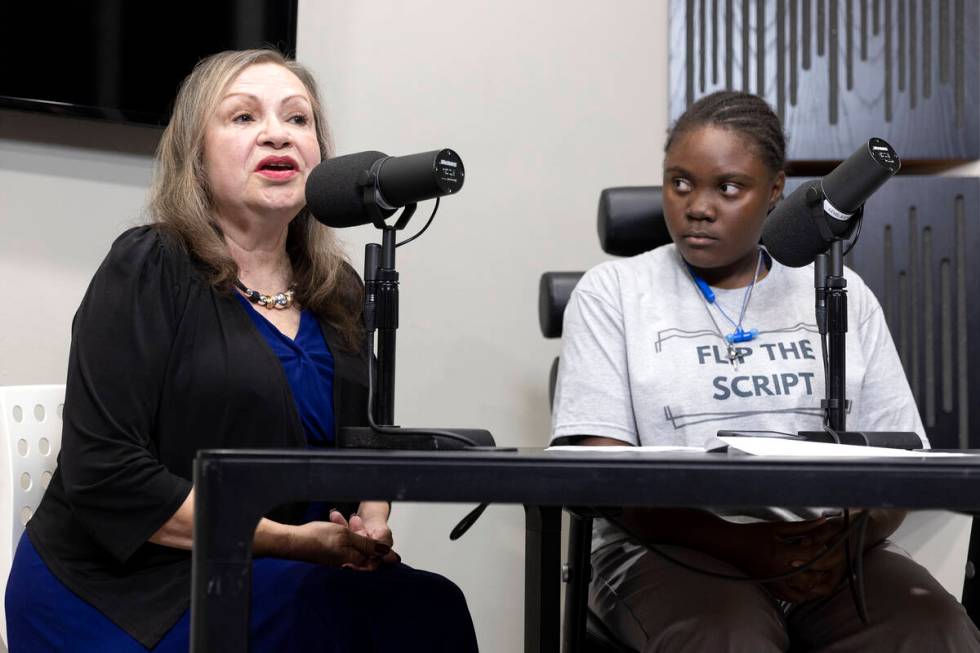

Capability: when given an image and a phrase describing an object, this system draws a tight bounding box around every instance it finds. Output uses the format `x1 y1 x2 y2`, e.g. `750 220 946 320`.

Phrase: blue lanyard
687 252 764 344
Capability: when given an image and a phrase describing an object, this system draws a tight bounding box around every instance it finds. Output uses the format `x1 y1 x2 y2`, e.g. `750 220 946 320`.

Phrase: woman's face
662 124 784 279
203 63 322 224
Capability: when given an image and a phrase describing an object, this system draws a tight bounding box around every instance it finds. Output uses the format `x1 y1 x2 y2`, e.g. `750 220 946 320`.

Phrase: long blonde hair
148 49 362 350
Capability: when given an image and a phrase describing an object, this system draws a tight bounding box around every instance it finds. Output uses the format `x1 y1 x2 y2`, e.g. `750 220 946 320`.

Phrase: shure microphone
305 149 465 228
762 138 901 267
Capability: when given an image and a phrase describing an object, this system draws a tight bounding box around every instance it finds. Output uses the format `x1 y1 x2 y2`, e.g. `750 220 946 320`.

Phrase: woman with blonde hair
6 49 478 652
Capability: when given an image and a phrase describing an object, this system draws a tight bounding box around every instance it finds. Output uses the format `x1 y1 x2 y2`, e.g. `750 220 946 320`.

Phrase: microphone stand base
338 426 496 451
797 430 924 450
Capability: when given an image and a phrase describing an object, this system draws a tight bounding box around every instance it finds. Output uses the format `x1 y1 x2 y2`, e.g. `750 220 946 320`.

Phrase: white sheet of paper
718 436 974 458
545 445 703 453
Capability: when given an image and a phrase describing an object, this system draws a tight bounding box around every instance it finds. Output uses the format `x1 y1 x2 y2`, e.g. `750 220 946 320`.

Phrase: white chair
0 385 65 647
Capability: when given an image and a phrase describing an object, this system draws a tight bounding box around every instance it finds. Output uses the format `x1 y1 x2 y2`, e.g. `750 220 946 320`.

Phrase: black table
190 447 980 652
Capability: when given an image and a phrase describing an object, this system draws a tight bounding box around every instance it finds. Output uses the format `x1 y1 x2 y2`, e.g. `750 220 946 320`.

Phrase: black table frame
190 448 980 652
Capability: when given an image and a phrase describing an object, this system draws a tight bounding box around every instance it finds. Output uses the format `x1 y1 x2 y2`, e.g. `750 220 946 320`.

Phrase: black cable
361 196 476 447
362 330 480 447
830 509 871 626
362 329 490 539
395 197 439 248
820 332 838 441
851 509 870 623
449 503 489 541
820 333 830 388
596 507 870 584
361 224 489 538
817 281 868 623
842 216 864 257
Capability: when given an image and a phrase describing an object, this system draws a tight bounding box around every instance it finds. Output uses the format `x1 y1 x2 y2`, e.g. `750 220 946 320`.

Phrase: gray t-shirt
551 244 925 547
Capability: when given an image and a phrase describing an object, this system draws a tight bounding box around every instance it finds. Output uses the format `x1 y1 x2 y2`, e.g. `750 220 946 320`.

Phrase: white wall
296 3 668 650
0 112 160 387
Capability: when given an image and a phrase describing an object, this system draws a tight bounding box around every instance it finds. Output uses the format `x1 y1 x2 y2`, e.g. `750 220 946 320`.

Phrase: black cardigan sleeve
59 226 193 564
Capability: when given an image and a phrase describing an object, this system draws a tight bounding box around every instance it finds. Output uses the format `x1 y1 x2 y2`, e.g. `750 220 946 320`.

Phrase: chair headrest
597 186 671 257
538 272 584 338
538 186 670 339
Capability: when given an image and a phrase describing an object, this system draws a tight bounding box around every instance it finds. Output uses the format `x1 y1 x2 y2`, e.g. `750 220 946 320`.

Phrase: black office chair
539 185 669 407
539 186 669 653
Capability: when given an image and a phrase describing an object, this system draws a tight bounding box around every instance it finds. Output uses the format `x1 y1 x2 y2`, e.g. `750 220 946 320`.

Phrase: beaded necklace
235 279 297 310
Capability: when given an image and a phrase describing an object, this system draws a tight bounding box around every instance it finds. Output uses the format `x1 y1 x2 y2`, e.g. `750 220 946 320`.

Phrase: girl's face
662 124 784 286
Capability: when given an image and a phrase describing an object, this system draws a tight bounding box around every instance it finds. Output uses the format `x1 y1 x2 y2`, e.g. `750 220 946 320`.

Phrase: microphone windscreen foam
762 180 840 267
305 151 386 228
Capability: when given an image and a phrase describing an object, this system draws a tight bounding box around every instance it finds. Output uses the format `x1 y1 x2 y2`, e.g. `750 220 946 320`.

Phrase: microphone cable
842 508 870 624
841 216 863 257
354 193 479 448
353 195 495 540
395 197 439 248
361 296 494 540
815 207 863 440
361 332 482 448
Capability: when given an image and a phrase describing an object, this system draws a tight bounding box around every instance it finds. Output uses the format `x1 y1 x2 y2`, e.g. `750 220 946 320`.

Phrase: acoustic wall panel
670 0 979 161
785 176 979 449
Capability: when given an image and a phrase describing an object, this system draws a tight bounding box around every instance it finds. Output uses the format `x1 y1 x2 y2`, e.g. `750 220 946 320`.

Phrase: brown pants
590 541 980 652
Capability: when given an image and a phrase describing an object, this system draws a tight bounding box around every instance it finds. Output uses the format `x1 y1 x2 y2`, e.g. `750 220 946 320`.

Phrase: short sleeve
850 279 929 446
59 226 193 563
550 267 638 445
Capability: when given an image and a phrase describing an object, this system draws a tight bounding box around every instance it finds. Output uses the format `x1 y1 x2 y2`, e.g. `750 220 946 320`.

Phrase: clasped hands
733 514 859 604
289 506 400 571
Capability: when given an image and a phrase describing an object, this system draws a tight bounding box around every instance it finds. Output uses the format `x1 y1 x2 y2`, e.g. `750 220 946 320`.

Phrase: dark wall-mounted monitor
0 1 298 127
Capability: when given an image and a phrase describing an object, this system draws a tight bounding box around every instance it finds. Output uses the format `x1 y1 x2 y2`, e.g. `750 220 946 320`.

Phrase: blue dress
6 299 478 652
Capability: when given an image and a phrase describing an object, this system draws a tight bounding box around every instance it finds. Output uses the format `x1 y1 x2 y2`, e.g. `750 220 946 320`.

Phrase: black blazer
27 226 370 648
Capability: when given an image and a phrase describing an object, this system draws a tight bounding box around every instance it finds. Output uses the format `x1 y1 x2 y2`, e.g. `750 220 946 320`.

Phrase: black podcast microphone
762 137 901 267
305 149 465 228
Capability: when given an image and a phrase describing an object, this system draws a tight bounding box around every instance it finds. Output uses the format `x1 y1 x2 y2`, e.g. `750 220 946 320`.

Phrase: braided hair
666 91 787 174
